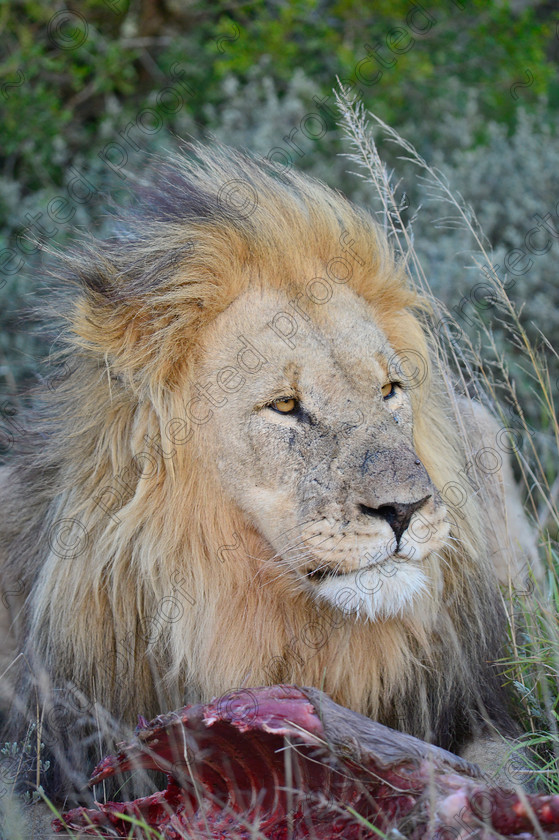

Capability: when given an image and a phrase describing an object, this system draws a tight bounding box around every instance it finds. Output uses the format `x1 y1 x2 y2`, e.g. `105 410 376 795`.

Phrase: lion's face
195 281 449 620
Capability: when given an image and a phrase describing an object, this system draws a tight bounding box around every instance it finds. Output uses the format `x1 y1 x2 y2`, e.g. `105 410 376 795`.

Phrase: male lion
0 144 537 802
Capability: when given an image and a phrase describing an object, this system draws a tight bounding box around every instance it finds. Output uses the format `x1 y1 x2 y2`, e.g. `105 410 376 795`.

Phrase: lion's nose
359 495 431 545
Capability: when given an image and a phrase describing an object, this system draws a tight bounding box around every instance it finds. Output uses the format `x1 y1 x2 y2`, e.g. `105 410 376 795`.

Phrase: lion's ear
68 276 207 393
70 291 144 371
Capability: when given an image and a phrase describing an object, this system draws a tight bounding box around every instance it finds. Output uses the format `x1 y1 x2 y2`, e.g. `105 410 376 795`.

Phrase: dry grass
334 82 559 788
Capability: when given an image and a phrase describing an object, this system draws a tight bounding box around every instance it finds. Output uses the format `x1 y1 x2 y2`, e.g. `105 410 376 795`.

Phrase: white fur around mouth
310 563 429 621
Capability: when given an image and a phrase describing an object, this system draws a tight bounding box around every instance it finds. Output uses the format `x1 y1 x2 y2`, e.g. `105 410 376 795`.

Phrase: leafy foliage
1 0 558 427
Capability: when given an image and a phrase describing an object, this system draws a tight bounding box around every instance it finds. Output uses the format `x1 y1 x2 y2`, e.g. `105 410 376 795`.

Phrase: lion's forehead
201 285 394 392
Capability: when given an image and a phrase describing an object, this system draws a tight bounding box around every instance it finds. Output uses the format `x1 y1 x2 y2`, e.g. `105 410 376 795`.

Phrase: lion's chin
311 563 430 621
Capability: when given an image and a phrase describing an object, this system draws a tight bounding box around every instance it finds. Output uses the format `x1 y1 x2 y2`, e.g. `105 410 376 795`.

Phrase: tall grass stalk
334 83 559 782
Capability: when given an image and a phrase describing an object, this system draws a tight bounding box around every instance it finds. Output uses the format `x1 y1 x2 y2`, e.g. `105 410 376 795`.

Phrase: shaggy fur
0 144 526 801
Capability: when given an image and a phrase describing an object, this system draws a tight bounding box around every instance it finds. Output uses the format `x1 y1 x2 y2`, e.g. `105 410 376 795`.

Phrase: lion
0 144 538 804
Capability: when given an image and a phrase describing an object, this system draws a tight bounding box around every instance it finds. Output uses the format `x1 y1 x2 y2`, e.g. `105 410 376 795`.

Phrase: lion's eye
382 382 399 400
270 397 298 414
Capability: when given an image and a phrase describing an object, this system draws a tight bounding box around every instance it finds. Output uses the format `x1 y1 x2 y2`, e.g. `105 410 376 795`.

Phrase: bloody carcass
53 685 559 839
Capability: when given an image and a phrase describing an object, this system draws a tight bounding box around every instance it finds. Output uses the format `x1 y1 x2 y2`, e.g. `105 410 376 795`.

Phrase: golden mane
1 144 514 799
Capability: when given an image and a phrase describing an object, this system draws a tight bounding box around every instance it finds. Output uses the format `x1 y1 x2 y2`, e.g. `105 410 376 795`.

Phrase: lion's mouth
306 567 346 582
305 556 406 583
